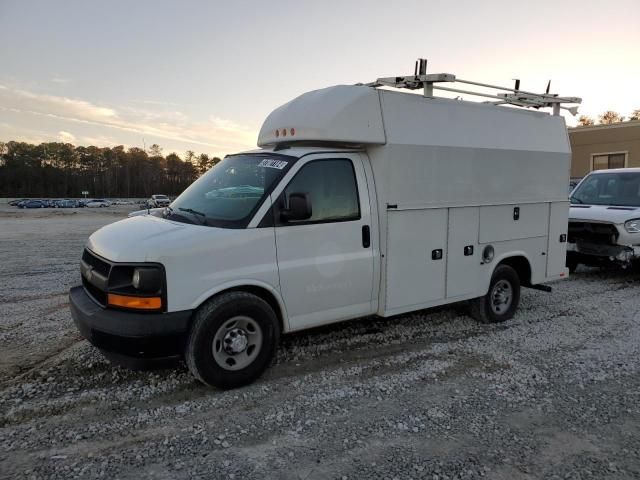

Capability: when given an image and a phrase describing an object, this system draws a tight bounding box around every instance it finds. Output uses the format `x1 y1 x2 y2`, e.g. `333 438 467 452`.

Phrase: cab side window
280 159 360 224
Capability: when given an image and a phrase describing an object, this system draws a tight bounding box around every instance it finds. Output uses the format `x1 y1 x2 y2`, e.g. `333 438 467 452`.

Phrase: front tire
185 291 280 389
469 264 520 323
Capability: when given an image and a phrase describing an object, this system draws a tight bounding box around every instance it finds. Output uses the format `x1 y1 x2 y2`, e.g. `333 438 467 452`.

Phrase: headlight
625 219 640 233
132 267 163 292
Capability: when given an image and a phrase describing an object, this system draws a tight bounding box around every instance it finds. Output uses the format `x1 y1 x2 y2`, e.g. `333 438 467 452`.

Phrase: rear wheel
469 264 520 323
185 291 280 389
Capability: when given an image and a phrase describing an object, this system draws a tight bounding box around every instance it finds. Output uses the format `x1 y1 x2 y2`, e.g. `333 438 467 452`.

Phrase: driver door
273 155 375 330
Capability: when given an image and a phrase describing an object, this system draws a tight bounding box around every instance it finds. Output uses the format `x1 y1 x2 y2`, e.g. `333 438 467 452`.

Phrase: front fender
190 279 290 333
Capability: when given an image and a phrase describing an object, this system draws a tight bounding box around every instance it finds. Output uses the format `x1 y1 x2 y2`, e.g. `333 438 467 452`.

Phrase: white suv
568 168 640 271
148 194 171 208
85 199 111 208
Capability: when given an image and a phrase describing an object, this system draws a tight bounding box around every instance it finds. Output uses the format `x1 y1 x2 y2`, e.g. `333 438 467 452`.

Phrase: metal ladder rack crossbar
362 59 582 116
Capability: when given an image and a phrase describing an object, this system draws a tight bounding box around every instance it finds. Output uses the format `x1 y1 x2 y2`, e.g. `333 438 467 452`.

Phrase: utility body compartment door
385 209 448 312
546 201 569 278
479 203 549 243
446 207 480 298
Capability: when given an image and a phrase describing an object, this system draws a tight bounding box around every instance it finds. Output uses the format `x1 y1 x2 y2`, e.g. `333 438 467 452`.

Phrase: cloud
0 86 257 155
58 130 76 143
51 76 72 84
132 99 183 107
80 134 127 148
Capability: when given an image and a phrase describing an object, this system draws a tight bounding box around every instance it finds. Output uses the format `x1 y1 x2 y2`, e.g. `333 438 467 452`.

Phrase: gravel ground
1 201 640 480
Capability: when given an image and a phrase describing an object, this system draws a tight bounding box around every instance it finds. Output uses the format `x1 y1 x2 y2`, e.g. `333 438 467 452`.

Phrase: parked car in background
147 194 171 208
9 199 29 206
19 200 47 209
56 199 78 208
567 168 640 271
85 199 111 208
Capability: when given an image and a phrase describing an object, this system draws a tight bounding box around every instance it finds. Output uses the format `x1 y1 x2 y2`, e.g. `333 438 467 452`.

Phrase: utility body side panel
365 89 571 316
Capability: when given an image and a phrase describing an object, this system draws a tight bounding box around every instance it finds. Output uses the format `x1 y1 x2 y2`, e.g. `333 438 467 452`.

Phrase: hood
87 215 224 262
569 204 640 224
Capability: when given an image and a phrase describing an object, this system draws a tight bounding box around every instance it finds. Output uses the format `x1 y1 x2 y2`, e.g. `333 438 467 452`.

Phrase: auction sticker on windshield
258 159 288 169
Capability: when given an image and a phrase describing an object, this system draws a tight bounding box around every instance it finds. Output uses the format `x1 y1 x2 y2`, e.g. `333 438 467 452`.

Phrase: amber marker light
107 294 162 310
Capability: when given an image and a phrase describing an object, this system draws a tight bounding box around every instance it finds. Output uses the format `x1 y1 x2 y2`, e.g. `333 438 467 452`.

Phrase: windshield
166 153 295 228
571 171 640 207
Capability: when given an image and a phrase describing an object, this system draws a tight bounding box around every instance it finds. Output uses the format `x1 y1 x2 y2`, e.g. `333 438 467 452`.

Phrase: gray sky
1 0 639 158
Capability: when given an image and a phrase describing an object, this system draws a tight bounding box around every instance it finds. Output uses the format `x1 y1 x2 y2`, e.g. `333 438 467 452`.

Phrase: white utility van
70 61 581 388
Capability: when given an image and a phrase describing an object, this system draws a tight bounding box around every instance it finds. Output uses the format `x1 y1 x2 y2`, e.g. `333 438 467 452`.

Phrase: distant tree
629 109 640 121
184 150 196 164
577 115 595 126
0 141 6 166
0 140 201 197
197 153 212 174
195 154 223 174
148 144 163 157
598 111 625 124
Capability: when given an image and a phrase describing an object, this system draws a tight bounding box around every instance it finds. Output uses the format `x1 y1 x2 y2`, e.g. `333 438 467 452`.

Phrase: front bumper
69 286 192 361
567 242 640 265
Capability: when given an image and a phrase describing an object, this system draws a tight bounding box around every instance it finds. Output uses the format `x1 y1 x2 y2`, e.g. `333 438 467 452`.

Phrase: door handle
362 225 370 248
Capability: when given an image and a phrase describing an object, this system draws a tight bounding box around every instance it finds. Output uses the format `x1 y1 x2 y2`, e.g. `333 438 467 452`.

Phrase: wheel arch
496 254 532 287
192 281 289 333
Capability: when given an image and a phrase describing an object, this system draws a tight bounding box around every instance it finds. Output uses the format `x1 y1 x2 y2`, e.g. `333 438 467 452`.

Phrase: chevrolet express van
70 69 578 388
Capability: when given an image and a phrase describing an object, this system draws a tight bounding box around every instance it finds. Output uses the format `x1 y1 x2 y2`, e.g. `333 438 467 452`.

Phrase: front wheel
469 264 520 323
566 253 579 274
185 291 280 389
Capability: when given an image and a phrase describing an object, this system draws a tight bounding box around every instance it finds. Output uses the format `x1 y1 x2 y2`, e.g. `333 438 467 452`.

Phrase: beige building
568 120 640 178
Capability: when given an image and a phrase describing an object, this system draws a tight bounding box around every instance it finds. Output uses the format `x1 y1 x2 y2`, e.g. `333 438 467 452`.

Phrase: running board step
527 284 552 292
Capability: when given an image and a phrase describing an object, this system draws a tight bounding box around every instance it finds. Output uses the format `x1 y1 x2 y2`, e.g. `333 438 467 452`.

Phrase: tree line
577 109 640 127
0 141 221 198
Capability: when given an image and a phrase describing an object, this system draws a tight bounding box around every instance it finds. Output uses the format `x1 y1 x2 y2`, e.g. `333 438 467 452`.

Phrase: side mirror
280 192 312 222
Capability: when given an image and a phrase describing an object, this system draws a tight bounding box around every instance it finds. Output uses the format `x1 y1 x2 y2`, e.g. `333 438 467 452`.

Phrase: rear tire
185 291 280 389
470 264 520 323
566 254 579 274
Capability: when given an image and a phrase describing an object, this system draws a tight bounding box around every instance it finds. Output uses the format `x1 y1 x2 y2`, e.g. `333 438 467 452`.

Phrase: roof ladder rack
362 58 582 116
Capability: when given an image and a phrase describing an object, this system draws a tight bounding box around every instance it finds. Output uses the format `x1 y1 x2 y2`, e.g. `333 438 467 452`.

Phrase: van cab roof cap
258 85 385 148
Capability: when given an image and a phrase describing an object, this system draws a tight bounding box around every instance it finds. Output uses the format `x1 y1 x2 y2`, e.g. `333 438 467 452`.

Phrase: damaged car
567 168 640 271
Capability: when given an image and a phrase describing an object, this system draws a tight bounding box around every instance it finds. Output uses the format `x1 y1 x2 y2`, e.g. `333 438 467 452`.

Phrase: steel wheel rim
212 316 263 371
490 279 513 315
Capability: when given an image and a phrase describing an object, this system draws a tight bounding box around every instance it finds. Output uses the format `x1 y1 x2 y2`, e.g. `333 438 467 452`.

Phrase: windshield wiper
569 196 583 204
178 207 207 225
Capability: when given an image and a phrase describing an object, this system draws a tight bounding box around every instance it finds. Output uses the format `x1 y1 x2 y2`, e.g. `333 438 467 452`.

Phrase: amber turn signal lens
107 294 162 310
